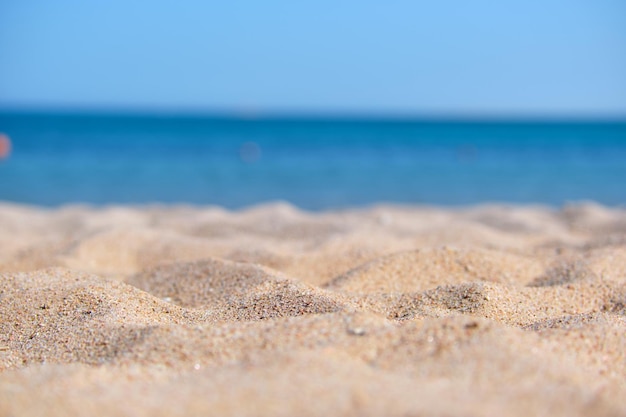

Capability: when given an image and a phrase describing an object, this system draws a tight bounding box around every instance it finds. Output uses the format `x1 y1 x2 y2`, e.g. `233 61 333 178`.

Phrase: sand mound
130 258 351 321
326 247 545 293
0 268 208 370
1 202 626 417
130 258 279 308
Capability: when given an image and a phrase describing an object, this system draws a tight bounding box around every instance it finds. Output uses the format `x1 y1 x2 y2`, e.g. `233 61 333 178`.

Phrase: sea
1 111 625 210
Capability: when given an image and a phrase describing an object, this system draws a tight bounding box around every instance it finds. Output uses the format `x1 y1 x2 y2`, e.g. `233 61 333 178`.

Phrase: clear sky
1 1 625 117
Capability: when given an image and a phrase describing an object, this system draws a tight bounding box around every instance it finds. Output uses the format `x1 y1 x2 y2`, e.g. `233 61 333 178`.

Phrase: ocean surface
1 112 625 210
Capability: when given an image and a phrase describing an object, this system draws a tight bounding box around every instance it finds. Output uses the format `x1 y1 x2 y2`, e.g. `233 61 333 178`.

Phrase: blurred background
1 1 625 209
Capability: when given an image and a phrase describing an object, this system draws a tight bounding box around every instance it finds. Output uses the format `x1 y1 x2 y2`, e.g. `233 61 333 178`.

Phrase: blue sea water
0 112 625 209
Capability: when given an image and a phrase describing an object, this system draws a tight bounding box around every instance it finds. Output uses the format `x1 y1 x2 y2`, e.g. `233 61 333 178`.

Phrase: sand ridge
1 201 625 416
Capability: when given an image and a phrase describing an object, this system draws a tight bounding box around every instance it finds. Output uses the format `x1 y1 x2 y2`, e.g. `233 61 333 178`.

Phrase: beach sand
1 201 625 416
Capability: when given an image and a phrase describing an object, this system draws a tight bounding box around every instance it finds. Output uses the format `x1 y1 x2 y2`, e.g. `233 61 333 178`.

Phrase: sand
1 201 625 416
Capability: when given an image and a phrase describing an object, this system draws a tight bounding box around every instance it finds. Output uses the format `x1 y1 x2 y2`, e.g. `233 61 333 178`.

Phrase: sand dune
1 202 625 416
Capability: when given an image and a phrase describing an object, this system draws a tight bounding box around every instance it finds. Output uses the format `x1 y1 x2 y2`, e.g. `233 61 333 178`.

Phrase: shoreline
2 197 623 212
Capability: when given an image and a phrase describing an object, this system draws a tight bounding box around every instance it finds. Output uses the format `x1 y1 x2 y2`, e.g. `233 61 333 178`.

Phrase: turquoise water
1 112 625 209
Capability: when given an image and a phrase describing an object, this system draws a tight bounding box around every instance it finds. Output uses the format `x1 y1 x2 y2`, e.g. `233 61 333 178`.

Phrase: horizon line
1 104 626 123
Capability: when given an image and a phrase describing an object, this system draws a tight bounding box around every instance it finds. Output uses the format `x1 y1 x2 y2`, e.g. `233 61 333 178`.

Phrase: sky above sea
0 1 625 117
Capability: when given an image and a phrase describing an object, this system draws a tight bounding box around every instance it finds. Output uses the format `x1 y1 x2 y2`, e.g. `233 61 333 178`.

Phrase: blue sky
1 1 625 117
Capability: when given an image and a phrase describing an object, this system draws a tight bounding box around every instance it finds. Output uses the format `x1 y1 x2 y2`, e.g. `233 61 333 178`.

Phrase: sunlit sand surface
1 202 625 416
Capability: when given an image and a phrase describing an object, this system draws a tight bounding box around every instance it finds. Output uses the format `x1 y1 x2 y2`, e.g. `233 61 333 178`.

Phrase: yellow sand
0 201 625 417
